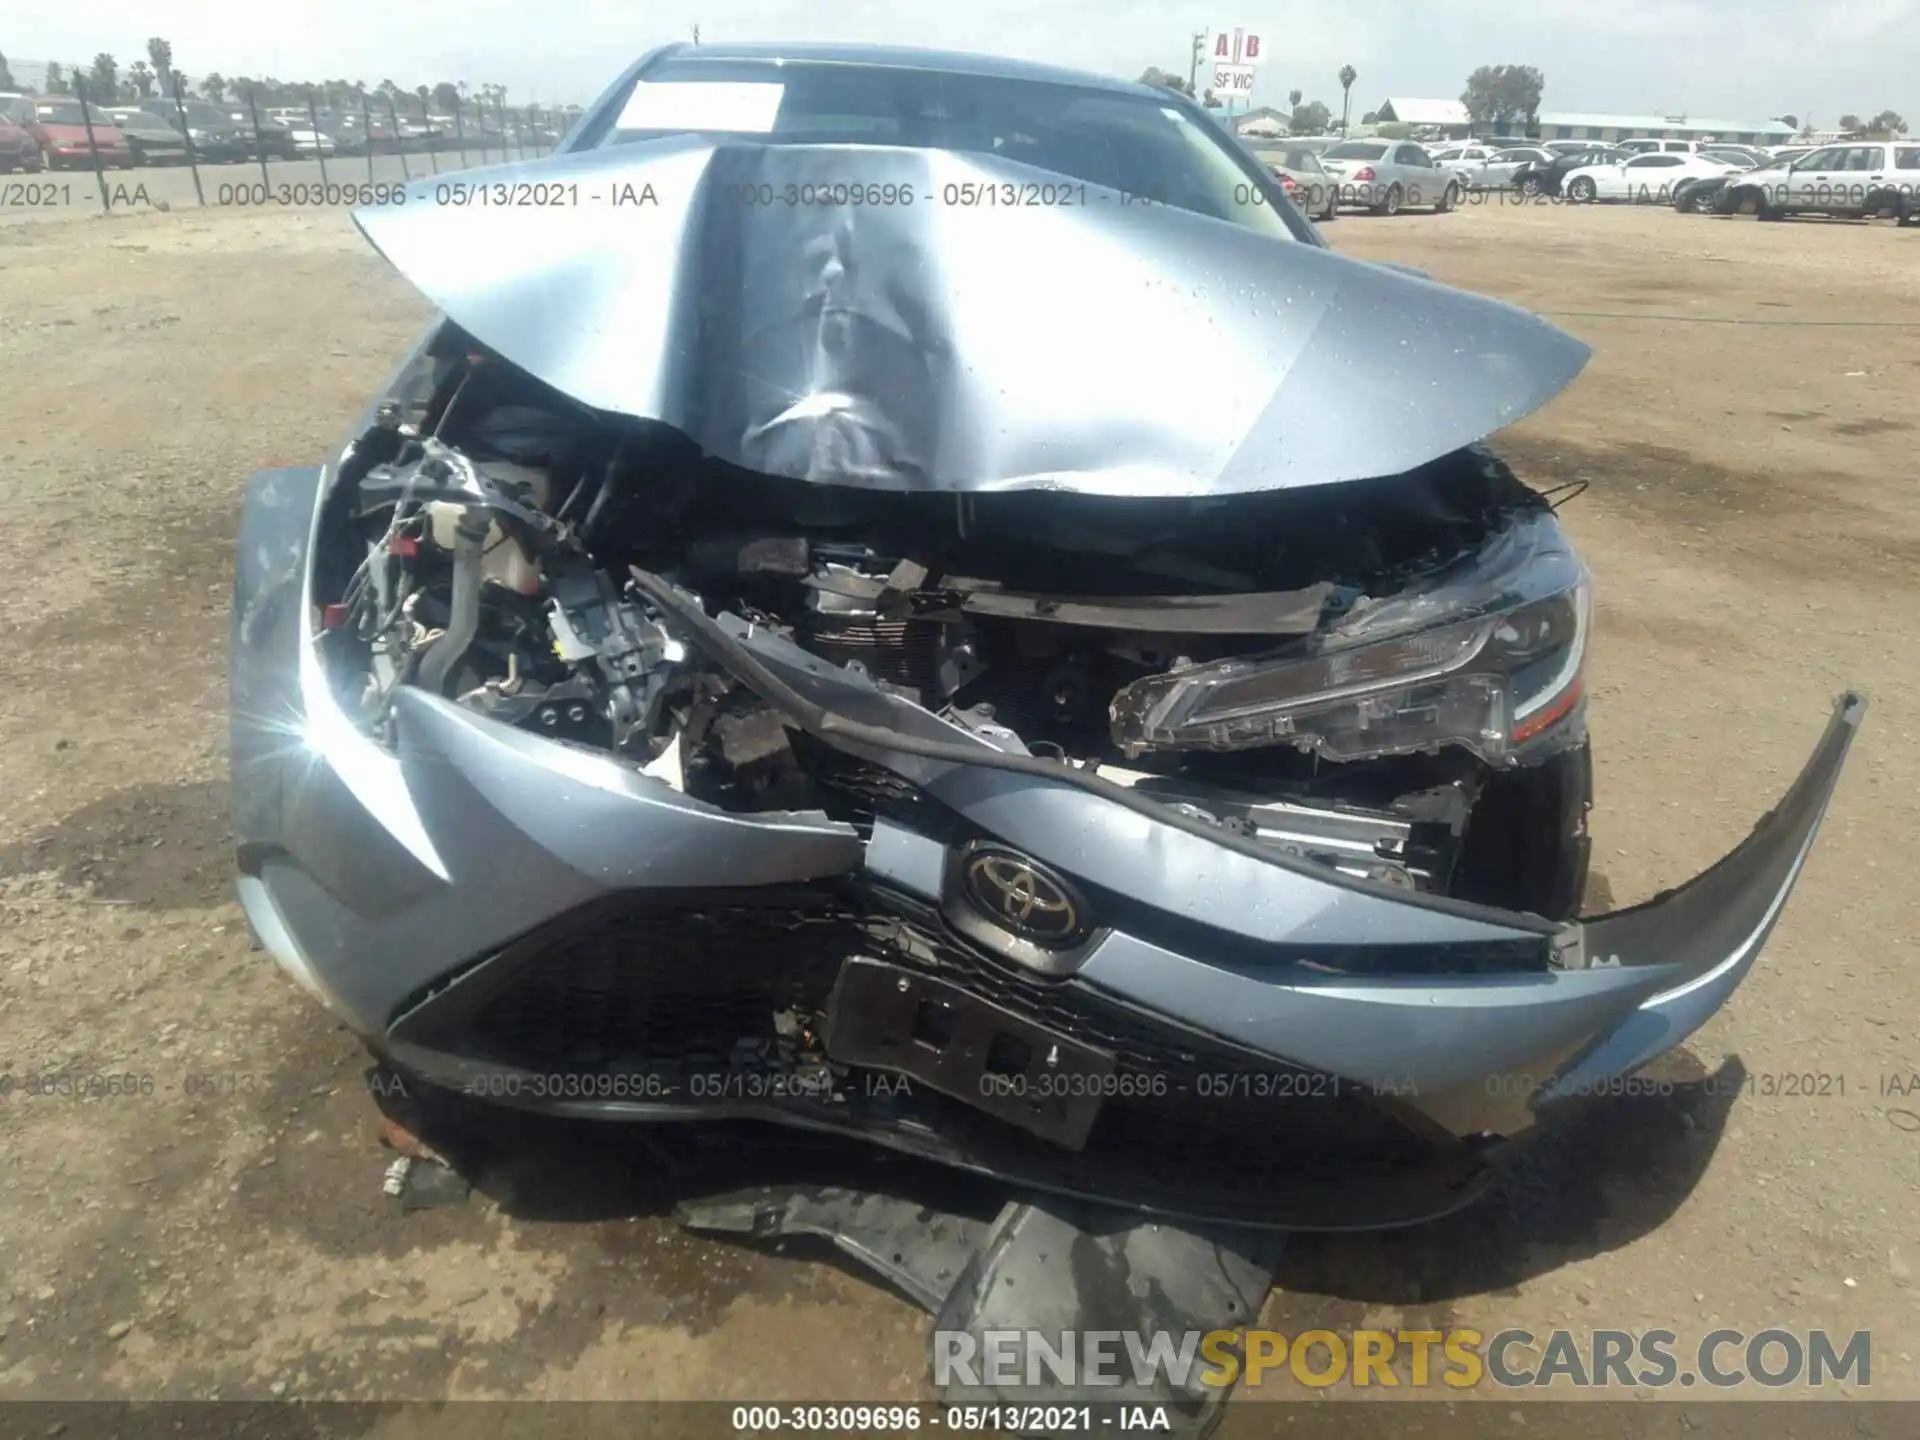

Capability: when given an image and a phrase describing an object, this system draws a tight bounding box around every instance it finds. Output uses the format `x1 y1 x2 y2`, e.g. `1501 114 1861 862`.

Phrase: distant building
1533 111 1798 145
1368 101 1797 147
1372 97 1473 137
1229 106 1291 134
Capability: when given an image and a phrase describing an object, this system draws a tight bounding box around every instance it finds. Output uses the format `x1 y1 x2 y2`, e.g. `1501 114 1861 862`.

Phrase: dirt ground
1 195 1916 1419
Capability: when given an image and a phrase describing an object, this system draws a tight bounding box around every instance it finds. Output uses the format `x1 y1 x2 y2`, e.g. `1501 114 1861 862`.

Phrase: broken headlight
1111 508 1590 764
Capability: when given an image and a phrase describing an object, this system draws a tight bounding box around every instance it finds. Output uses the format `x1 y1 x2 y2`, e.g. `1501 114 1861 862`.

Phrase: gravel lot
0 195 1916 1418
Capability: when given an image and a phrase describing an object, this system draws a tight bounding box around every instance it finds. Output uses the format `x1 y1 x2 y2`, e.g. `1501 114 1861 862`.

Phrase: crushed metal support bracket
675 1185 993 1313
676 1185 1285 1440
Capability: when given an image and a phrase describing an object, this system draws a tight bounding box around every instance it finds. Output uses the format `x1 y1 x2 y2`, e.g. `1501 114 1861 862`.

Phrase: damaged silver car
231 43 1863 1230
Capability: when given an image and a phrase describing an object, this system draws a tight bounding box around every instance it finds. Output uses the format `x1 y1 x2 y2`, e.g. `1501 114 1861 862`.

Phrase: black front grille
392 884 1463 1218
859 903 1442 1171
459 901 860 1070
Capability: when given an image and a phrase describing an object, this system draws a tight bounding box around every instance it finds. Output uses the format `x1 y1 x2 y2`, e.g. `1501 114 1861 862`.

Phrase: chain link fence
3 59 579 214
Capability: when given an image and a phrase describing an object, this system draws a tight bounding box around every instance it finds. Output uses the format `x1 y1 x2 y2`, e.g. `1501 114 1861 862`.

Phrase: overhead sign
1211 63 1258 97
1211 28 1265 66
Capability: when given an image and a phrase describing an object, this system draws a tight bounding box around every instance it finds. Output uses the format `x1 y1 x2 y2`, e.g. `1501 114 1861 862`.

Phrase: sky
8 0 1916 127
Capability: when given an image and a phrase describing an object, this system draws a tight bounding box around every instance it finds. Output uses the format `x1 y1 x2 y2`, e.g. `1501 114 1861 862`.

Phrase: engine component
416 506 492 696
325 388 1595 911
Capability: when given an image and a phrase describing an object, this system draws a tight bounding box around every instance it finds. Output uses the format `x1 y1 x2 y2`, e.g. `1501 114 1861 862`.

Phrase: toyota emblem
960 846 1088 949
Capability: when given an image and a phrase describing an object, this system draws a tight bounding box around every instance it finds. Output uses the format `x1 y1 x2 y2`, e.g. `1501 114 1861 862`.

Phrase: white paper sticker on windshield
616 81 786 133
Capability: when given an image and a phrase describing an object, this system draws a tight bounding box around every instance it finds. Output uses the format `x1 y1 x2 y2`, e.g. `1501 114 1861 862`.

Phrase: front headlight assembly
1110 508 1590 765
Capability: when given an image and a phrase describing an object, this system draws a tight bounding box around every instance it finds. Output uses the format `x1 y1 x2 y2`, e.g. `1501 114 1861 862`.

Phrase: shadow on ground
0 778 230 910
374 1040 1747 1325
1267 1053 1747 1327
376 1079 1012 1309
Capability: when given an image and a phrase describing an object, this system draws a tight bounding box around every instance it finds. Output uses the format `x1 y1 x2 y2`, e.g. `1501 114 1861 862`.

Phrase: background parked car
1260 144 1339 222
1616 138 1709 155
1319 138 1462 215
1563 150 1737 203
214 106 301 160
1429 140 1492 172
1281 135 1336 158
1512 145 1633 197
135 99 249 162
17 100 135 170
1703 144 1774 168
281 125 338 157
1458 145 1556 190
1672 154 1771 213
316 120 368 156
0 94 57 163
100 107 190 165
1724 141 1920 222
0 113 42 172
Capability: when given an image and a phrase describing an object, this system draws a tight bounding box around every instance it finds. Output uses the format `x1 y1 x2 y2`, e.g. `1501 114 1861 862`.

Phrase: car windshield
591 59 1307 242
1281 148 1326 172
35 103 108 126
1324 141 1388 160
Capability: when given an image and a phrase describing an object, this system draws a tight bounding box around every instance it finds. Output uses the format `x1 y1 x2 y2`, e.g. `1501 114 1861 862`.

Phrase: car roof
642 40 1159 99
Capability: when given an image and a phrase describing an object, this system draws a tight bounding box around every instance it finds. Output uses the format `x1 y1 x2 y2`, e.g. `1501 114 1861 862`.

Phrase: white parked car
1562 151 1739 203
1432 143 1553 189
1615 138 1710 155
284 126 338 156
1723 140 1920 222
1476 146 1556 189
1318 138 1463 214
1703 144 1774 169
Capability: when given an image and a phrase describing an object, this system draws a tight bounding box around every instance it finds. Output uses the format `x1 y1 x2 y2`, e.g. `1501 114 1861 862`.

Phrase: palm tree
88 53 119 102
146 37 174 93
1338 64 1358 133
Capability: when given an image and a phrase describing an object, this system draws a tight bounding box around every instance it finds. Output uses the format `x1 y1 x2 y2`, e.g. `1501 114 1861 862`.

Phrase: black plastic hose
418 510 492 695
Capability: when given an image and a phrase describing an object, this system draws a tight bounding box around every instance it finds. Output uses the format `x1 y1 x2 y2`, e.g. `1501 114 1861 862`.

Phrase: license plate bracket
824 957 1116 1151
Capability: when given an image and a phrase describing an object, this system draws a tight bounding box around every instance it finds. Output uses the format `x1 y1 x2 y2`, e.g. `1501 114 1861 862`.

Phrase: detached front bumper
233 466 1865 1229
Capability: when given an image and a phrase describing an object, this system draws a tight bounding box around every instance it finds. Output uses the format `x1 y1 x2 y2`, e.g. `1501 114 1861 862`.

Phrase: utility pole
1189 31 1206 94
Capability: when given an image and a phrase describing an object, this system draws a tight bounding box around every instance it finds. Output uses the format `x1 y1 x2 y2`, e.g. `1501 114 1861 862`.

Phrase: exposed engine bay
315 327 1594 921
233 100 1864 1245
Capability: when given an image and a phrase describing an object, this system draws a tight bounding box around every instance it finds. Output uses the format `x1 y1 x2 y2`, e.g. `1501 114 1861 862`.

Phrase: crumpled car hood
354 139 1590 496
